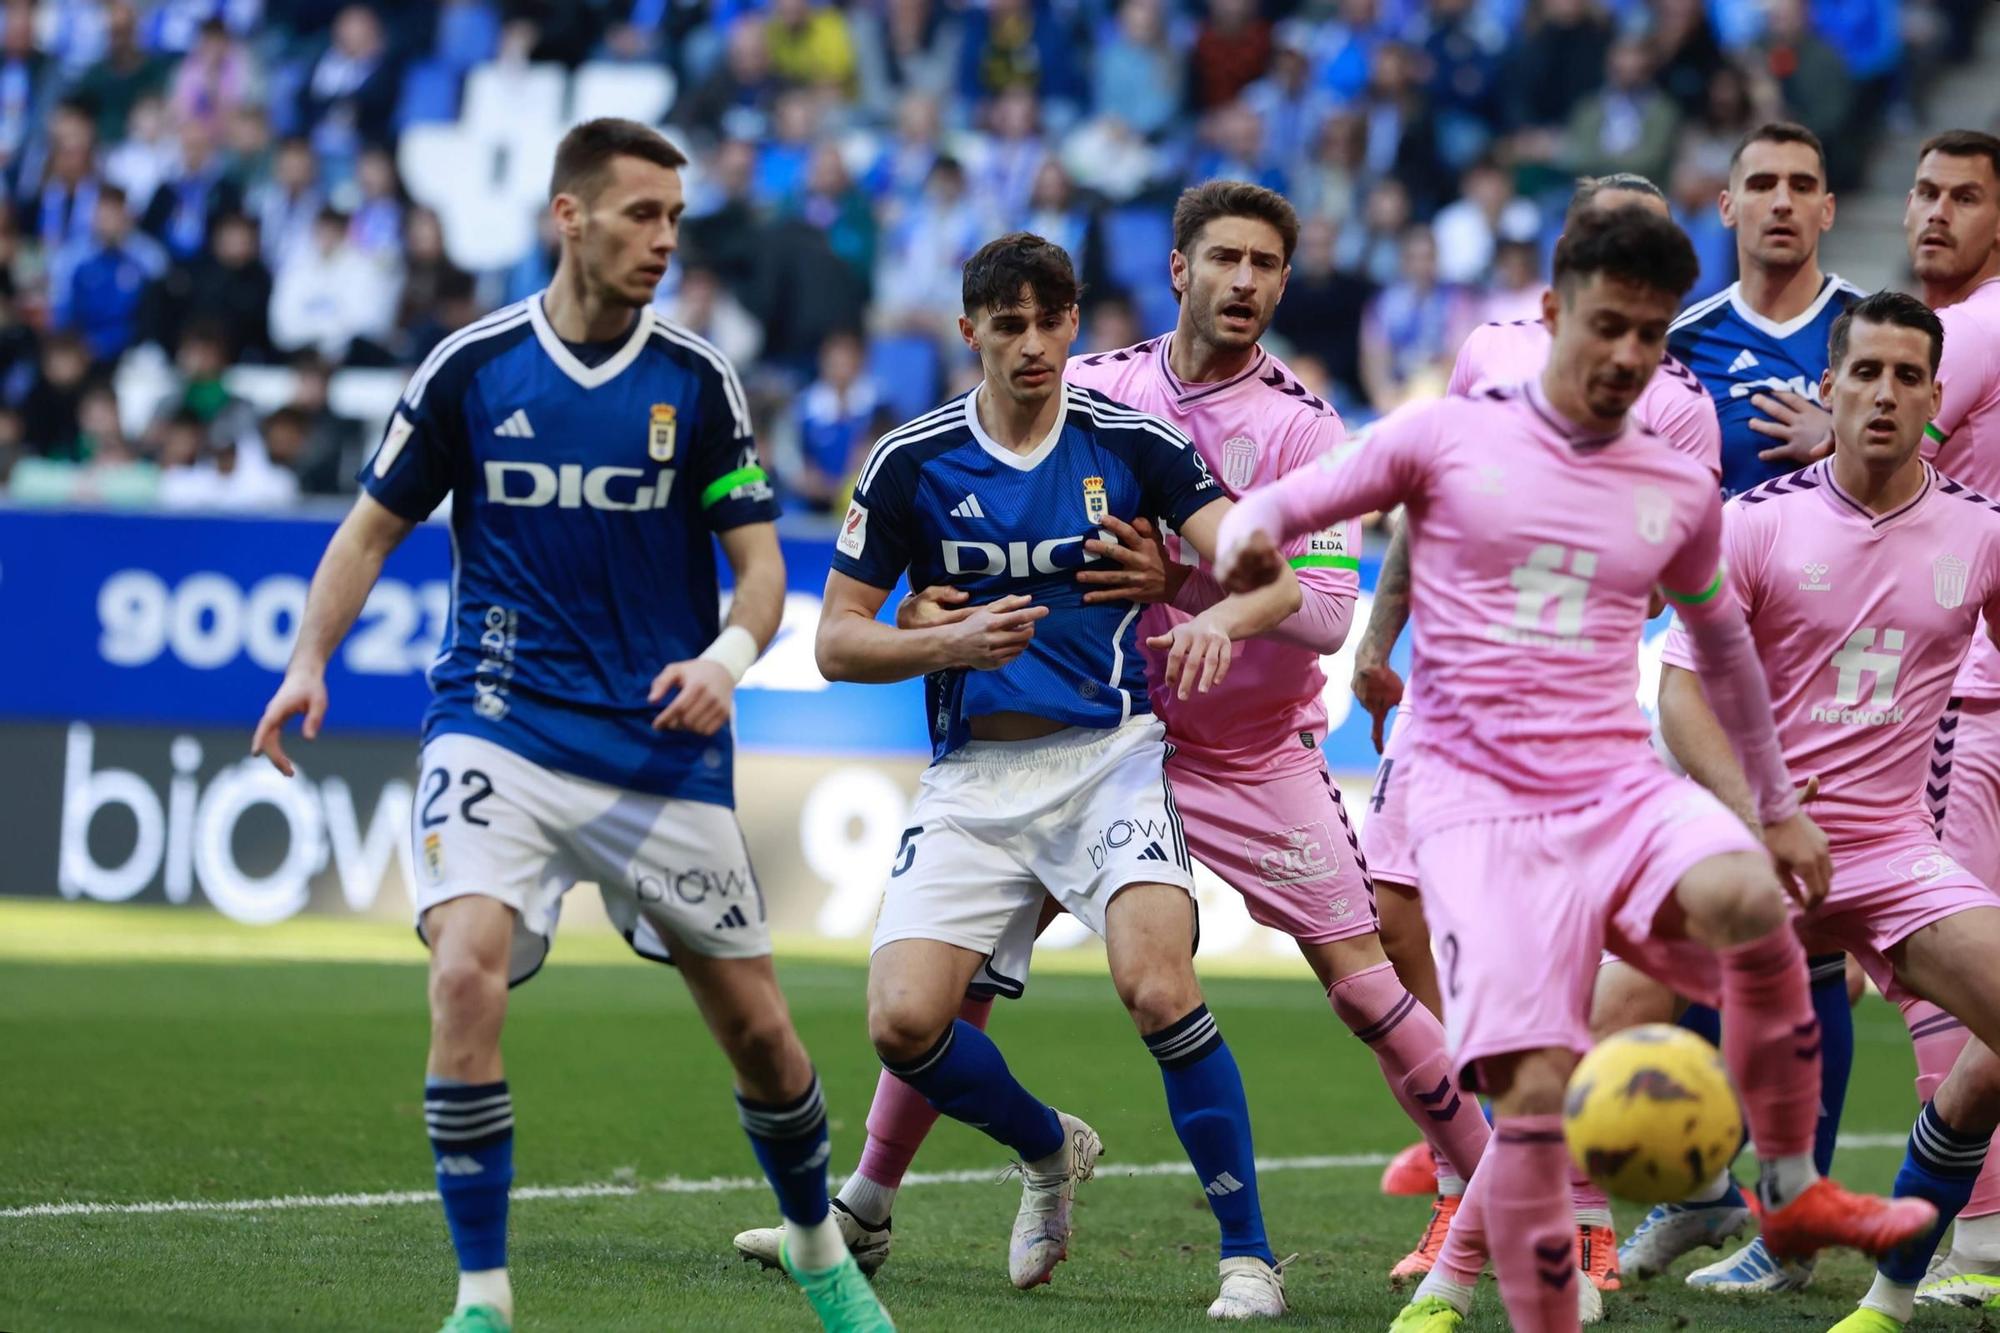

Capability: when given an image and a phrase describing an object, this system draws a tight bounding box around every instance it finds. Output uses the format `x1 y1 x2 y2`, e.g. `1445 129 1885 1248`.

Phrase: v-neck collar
964 382 1068 471
1821 458 1935 530
1155 334 1267 410
1726 272 1849 340
530 292 654 389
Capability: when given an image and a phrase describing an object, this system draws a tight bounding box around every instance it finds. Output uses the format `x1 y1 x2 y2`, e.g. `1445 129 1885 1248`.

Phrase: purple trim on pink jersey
1522 378 1626 449
1076 336 1165 368
1154 335 1268 407
1736 467 1823 505
1654 354 1706 398
1935 474 2000 516
1823 460 1936 528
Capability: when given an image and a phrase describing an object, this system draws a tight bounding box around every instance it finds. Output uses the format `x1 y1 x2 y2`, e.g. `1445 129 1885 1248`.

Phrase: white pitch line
0 1134 1911 1222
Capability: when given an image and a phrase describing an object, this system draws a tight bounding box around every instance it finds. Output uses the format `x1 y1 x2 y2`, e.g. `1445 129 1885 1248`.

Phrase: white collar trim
530 293 654 389
964 381 1068 471
1726 273 1850 340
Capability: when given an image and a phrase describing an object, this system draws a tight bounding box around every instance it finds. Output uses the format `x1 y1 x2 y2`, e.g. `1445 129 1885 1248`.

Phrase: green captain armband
1927 422 1950 446
1288 553 1360 570
700 465 768 509
1662 566 1726 607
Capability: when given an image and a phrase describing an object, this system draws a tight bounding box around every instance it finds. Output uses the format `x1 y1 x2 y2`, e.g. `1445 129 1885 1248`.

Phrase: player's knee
867 1002 950 1067
1116 969 1202 1035
1479 1047 1573 1117
1679 853 1787 947
428 951 506 1028
718 1010 801 1087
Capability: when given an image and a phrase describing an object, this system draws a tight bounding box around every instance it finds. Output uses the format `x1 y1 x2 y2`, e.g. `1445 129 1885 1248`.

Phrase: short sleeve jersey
360 295 776 807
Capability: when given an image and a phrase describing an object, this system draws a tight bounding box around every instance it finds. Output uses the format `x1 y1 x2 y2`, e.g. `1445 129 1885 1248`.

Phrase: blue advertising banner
0 505 1531 773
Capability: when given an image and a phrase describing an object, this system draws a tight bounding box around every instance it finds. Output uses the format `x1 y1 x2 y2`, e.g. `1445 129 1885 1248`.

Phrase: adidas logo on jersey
494 409 536 438
949 493 987 519
436 1155 486 1176
1728 349 1760 374
1205 1171 1246 1197
714 905 750 931
1137 842 1171 862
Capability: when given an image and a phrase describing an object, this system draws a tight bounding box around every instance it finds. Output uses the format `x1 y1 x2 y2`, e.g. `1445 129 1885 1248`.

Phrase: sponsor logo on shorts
1245 821 1334 886
1887 846 1965 886
423 831 443 882
1329 894 1353 921
1087 816 1177 870
634 865 756 907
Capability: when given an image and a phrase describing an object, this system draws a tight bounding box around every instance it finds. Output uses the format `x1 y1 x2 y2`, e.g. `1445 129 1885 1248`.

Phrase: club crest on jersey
1633 486 1672 545
1221 436 1259 491
1936 554 1969 609
1082 474 1109 525
423 832 444 882
648 404 677 462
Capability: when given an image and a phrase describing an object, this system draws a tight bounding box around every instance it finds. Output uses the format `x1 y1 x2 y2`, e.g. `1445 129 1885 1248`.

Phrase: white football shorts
871 716 1197 998
411 732 768 985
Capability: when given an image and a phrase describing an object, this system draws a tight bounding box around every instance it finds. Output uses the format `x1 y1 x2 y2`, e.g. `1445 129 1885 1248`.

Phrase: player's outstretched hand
1079 515 1176 605
1216 527 1282 594
1351 662 1404 754
897 584 973 630
1763 808 1832 909
649 658 735 736
1146 613 1233 699
945 593 1048 670
1749 390 1834 465
252 671 328 778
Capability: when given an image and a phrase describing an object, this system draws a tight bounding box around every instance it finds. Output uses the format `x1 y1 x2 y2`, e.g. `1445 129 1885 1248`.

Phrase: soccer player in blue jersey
814 232 1302 1318
250 120 893 1333
1668 121 1866 500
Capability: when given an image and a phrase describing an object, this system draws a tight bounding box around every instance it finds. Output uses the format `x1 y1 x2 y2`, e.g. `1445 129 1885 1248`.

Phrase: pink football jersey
1448 318 1723 478
1066 336 1359 771
1662 460 2000 839
1921 277 2000 700
1235 379 1726 828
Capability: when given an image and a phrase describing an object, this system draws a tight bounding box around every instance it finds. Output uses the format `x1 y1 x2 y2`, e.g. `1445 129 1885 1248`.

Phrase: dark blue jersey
1667 274 1865 498
360 294 777 806
832 383 1223 760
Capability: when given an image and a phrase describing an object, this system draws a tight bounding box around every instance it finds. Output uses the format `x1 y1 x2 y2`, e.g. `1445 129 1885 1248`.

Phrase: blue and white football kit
362 293 778 984
832 382 1220 996
1668 273 1865 498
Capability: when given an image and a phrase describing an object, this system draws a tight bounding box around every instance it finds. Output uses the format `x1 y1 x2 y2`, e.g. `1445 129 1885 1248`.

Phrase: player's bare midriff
968 711 1071 741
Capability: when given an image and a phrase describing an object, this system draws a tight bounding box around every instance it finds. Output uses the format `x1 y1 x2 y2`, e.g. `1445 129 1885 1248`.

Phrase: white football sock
1573 1205 1614 1228
1757 1153 1819 1212
1954 1213 2000 1263
1436 1167 1466 1198
1688 1169 1736 1204
786 1215 849 1272
456 1268 512 1319
835 1173 897 1226
1413 1269 1475 1313
1859 1270 1917 1322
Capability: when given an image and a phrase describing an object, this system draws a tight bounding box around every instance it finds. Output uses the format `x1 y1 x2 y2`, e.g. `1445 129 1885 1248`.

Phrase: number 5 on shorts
890 826 923 877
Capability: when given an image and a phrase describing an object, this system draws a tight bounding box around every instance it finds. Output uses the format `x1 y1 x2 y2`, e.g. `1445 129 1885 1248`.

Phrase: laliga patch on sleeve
836 499 869 559
372 411 415 478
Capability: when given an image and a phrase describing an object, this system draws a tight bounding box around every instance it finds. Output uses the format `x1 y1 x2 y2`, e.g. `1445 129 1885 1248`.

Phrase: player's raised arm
252 491 418 776
815 571 1048 683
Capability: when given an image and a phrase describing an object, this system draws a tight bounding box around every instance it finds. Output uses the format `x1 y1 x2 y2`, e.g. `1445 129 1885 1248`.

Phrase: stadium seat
868 333 941 425
1103 206 1178 334
462 63 567 144
434 0 502 72
399 123 548 271
394 59 463 132
571 63 678 128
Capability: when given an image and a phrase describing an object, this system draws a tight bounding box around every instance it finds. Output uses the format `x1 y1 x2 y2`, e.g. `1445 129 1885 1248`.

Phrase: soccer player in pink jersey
731 181 1493 1297
1216 206 1934 1333
1356 174 1723 1292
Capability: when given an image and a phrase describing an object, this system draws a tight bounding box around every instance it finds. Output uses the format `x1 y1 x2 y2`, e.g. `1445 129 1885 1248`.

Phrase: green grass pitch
0 903 1989 1332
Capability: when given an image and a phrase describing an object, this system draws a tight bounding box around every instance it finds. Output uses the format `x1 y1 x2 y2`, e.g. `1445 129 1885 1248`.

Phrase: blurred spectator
1291 111 1366 224
155 401 297 510
143 320 258 454
8 380 159 505
666 263 765 371
168 17 254 135
223 104 274 192
874 155 982 335
0 3 53 173
268 207 397 364
19 100 101 255
1416 0 1505 169
102 92 172 213
275 351 366 496
1083 290 1141 353
752 90 815 208
1189 0 1270 114
1752 0 1859 189
1432 159 1538 285
70 1 168 142
1310 0 1392 105
0 282 37 403
679 15 778 143
1501 0 1613 179
957 0 1081 111
394 206 473 362
343 144 404 259
1338 176 1412 287
1647 0 1727 116
141 118 243 261
1561 37 1681 186
1058 114 1166 204
152 406 211 504
853 0 959 115
1093 0 1184 140
1022 160 1094 278
1477 237 1545 323
1359 224 1478 411
1270 215 1373 410
1194 102 1284 195
786 328 885 511
1353 42 1450 217
766 0 857 97
975 88 1046 225
682 138 766 302
1674 64 1773 202
792 141 877 293
299 4 399 165
50 184 166 363
1242 26 1334 179
138 210 271 361
245 135 321 269
18 331 91 455
1668 155 1736 302
866 91 945 209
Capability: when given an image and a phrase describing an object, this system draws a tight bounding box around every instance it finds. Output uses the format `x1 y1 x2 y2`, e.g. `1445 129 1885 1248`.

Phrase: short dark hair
962 232 1079 317
549 118 689 203
1172 180 1300 263
1828 290 1945 375
1918 128 2000 183
1551 205 1700 302
1563 173 1665 229
1729 121 1827 183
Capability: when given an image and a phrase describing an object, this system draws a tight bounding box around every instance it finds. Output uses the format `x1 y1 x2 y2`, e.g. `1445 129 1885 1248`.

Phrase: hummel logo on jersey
1138 842 1171 862
1205 1172 1246 1197
1801 562 1832 592
436 1155 486 1176
1729 349 1761 374
714 905 751 931
949 492 987 519
495 409 536 438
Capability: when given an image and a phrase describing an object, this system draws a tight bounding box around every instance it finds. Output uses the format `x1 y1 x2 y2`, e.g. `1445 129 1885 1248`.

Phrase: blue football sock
1146 1006 1274 1265
1882 1100 1989 1284
885 1019 1064 1162
1808 953 1853 1177
425 1079 514 1273
1679 1002 1722 1047
737 1073 831 1228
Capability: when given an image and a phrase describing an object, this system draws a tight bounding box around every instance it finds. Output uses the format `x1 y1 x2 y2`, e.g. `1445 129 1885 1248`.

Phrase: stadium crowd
0 0 1981 516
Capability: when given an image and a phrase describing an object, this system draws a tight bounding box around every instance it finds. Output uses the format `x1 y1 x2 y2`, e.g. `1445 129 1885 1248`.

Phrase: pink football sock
1436 1158 1489 1284
1329 961 1489 1181
1487 1114 1583 1333
1720 929 1820 1160
1901 997 2000 1219
1570 1165 1612 1228
854 994 994 1188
